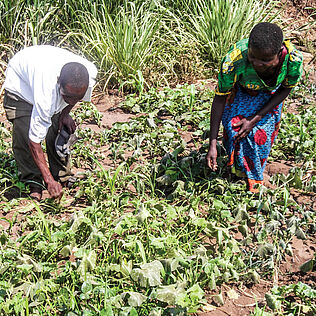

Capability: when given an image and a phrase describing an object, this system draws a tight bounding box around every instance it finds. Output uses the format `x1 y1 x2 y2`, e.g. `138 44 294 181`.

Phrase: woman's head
248 22 283 74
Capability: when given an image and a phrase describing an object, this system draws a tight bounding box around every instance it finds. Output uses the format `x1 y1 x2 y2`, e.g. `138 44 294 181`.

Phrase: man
3 45 98 200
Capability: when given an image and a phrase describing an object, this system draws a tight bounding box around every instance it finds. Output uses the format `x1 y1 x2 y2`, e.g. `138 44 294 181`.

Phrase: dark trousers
3 90 72 189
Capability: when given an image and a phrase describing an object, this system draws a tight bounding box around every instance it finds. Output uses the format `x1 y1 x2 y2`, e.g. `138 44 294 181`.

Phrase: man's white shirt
4 45 98 143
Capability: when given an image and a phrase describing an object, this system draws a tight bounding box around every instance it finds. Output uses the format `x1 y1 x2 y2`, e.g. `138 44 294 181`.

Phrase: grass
0 0 282 89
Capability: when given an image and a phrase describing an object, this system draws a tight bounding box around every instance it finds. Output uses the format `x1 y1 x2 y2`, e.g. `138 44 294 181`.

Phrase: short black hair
249 22 283 55
59 62 89 89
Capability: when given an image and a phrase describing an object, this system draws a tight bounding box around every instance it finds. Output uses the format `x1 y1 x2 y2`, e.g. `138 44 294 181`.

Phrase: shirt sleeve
215 50 239 96
26 67 57 143
282 45 303 88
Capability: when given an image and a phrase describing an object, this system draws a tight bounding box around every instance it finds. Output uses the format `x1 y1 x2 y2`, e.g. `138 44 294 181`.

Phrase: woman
206 22 303 192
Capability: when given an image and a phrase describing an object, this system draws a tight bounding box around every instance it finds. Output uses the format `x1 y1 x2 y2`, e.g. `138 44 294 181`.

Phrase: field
0 0 315 315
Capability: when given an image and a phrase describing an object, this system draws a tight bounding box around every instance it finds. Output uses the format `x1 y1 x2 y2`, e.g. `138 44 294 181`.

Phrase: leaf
156 175 173 186
120 260 133 277
265 293 281 311
18 202 36 214
160 258 179 273
60 245 72 257
256 244 274 258
69 212 92 233
300 259 314 273
208 272 216 290
148 308 162 316
136 240 147 264
238 223 248 237
295 227 306 240
77 250 97 279
131 260 163 287
188 283 204 303
146 117 156 128
234 204 249 222
136 204 152 224
156 284 185 305
248 270 260 284
100 307 114 316
213 293 224 306
121 292 147 307
212 200 227 210
226 289 239 300
81 281 92 294
202 304 216 312
285 243 293 256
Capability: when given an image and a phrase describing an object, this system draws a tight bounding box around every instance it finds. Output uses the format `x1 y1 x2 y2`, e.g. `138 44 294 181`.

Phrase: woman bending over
206 22 303 192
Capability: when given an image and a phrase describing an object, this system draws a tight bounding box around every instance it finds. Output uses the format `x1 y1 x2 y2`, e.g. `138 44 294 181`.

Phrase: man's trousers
3 90 72 189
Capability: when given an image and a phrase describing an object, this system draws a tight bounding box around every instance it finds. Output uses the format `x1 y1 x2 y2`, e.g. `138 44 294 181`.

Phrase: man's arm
29 140 63 199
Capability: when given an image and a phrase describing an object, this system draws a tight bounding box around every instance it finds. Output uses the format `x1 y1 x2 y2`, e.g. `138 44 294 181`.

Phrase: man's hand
206 141 218 171
47 179 63 200
59 112 76 134
234 117 257 142
29 140 63 200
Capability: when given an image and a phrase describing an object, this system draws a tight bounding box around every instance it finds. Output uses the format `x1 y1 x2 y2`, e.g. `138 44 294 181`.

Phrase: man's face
60 84 87 106
248 46 280 74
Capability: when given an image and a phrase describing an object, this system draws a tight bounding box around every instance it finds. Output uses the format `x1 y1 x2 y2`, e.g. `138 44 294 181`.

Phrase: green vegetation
0 0 280 88
1 82 315 314
0 0 315 315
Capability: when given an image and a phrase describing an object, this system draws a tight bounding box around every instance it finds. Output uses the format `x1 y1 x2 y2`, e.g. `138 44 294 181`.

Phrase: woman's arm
206 94 227 170
234 86 292 141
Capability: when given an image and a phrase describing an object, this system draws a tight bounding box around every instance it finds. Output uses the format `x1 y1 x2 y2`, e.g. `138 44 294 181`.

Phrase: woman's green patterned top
215 39 303 96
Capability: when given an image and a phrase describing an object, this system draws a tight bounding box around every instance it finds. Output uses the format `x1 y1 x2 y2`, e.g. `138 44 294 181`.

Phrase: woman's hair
59 62 89 89
249 22 283 55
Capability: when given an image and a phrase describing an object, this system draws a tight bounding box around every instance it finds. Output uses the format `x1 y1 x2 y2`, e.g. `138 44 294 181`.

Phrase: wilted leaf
247 270 260 284
295 227 306 240
156 175 173 186
213 293 224 306
77 250 97 279
226 288 239 300
300 259 314 273
136 204 152 224
121 292 147 307
188 283 204 303
131 260 163 287
265 293 281 311
156 284 185 305
256 244 274 258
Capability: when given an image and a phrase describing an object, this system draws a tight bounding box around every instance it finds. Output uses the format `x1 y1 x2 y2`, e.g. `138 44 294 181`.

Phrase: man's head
248 22 283 74
58 62 89 106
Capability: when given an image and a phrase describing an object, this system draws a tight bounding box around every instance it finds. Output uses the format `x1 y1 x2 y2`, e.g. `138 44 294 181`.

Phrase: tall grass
0 0 64 49
183 0 280 63
67 0 164 89
0 0 282 89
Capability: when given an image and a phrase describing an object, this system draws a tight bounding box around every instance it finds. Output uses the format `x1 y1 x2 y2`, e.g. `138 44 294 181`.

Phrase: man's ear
57 76 60 85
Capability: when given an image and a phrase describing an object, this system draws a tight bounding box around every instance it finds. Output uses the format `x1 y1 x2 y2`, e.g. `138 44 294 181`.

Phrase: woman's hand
234 116 258 142
206 141 218 171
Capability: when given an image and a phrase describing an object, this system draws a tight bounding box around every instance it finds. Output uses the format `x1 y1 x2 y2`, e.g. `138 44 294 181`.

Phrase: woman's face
248 46 280 74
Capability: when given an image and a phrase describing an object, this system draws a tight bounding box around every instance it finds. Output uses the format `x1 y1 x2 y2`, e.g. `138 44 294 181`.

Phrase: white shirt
4 45 98 143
